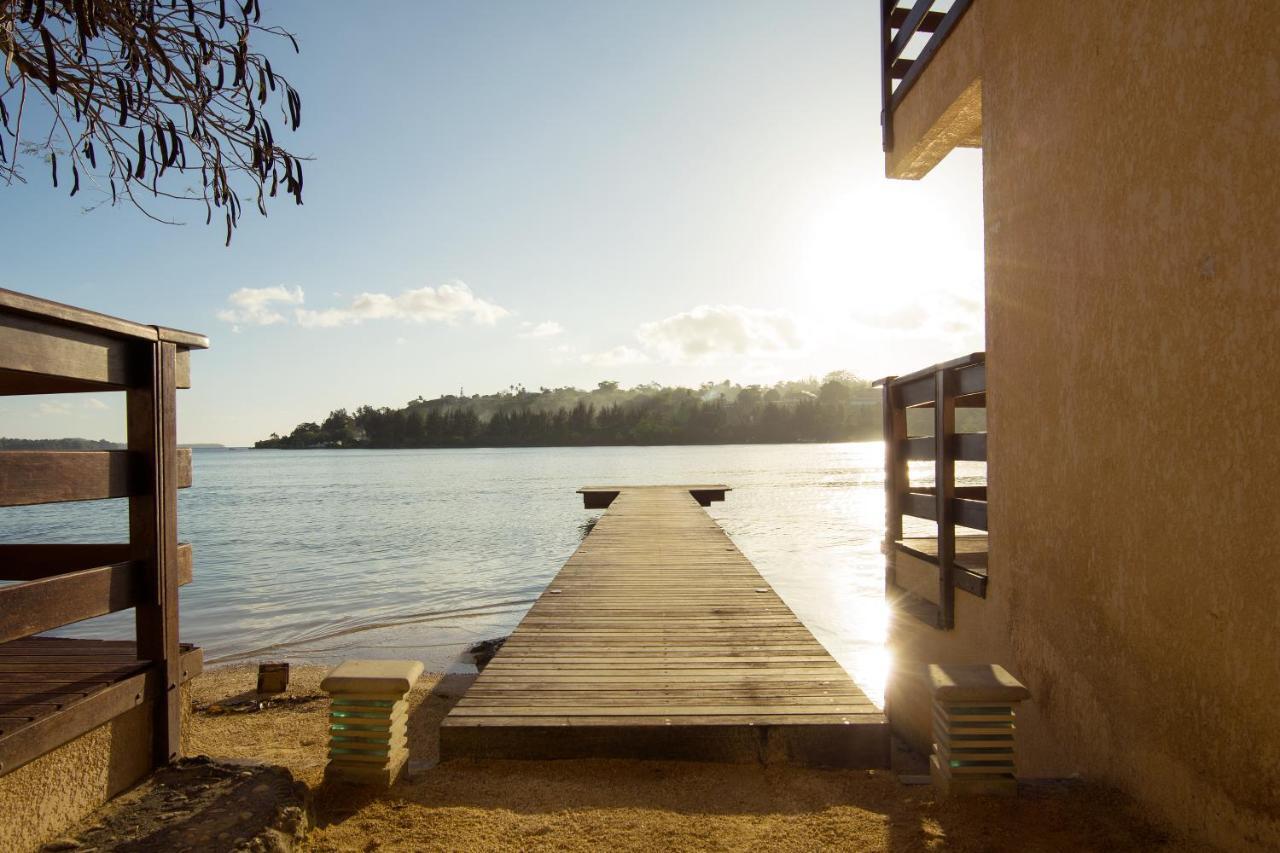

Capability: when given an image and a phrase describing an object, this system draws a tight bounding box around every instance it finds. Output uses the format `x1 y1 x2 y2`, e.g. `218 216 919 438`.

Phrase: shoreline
248 438 880 451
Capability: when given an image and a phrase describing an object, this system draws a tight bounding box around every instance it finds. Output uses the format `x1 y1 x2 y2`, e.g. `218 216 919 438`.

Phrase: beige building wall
886 3 1280 850
0 688 193 852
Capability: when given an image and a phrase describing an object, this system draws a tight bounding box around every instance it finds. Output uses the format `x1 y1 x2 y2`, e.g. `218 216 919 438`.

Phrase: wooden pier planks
440 486 888 767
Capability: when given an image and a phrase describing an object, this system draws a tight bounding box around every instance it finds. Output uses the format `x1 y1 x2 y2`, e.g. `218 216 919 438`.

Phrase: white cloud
635 305 804 365
857 303 928 331
82 398 108 411
580 345 650 367
217 285 304 326
547 343 578 364
37 401 72 416
852 290 983 341
295 282 508 329
519 321 564 339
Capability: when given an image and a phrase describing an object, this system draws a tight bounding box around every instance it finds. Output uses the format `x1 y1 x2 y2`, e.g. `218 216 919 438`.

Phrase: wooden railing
875 352 986 629
879 0 975 151
0 289 206 774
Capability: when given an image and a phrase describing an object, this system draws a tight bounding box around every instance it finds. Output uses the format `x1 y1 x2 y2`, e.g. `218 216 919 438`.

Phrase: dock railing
0 289 206 775
875 352 987 629
880 0 976 151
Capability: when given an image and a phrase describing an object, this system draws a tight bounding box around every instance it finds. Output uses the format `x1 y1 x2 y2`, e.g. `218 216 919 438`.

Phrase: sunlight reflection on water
0 443 901 707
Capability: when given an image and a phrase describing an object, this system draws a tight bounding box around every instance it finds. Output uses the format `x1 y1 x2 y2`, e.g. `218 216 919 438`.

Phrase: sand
188 666 1201 852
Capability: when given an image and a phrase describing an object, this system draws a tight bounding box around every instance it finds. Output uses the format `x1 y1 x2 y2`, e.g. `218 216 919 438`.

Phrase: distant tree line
0 438 226 450
254 374 896 449
0 437 122 450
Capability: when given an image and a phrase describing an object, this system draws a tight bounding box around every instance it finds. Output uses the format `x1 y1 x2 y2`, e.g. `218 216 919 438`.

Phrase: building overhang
881 1 983 180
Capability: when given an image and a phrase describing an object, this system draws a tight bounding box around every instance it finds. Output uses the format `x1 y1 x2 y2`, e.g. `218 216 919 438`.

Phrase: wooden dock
0 638 202 774
440 485 888 767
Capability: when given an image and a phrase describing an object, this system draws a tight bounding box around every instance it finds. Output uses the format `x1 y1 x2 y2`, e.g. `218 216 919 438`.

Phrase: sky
0 0 983 446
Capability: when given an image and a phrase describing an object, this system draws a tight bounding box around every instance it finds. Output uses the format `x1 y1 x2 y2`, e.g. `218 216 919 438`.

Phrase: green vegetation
0 439 226 450
255 373 889 449
0 437 122 450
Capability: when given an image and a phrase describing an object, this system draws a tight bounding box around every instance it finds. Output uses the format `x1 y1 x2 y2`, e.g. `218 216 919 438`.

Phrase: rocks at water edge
466 637 507 670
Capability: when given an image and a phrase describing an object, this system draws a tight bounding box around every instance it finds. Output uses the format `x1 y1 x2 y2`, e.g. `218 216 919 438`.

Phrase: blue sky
1 0 982 445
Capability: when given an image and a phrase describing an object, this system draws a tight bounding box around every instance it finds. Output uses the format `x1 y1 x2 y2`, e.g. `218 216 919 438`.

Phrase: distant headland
254 375 900 449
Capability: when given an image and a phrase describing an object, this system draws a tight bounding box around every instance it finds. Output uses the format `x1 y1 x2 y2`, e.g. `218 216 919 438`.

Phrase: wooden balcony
879 0 975 151
879 1 981 179
875 352 987 629
0 289 207 776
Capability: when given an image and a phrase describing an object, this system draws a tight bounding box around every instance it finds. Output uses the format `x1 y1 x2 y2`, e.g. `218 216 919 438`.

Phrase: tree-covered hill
254 373 897 449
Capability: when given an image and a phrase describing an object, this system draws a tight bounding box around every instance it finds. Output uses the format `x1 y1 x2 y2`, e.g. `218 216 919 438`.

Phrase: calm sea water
1 443 913 706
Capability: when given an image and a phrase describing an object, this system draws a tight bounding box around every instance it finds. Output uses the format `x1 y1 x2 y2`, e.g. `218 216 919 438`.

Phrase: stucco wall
886 3 1280 849
0 686 193 852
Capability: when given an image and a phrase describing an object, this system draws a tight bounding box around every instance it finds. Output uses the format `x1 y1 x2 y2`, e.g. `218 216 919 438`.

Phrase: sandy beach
187 665 1199 852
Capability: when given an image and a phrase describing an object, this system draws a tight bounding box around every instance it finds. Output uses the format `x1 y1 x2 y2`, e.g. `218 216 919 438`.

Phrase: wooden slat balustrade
0 288 206 776
0 448 193 506
876 352 988 629
0 543 193 583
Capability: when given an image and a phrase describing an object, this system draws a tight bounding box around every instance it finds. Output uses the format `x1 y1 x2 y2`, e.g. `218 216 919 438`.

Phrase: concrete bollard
928 663 1030 797
321 660 424 786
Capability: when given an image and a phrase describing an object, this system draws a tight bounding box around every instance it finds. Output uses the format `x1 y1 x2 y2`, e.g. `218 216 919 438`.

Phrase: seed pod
40 27 58 93
155 122 167 171
74 0 89 56
50 150 58 187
